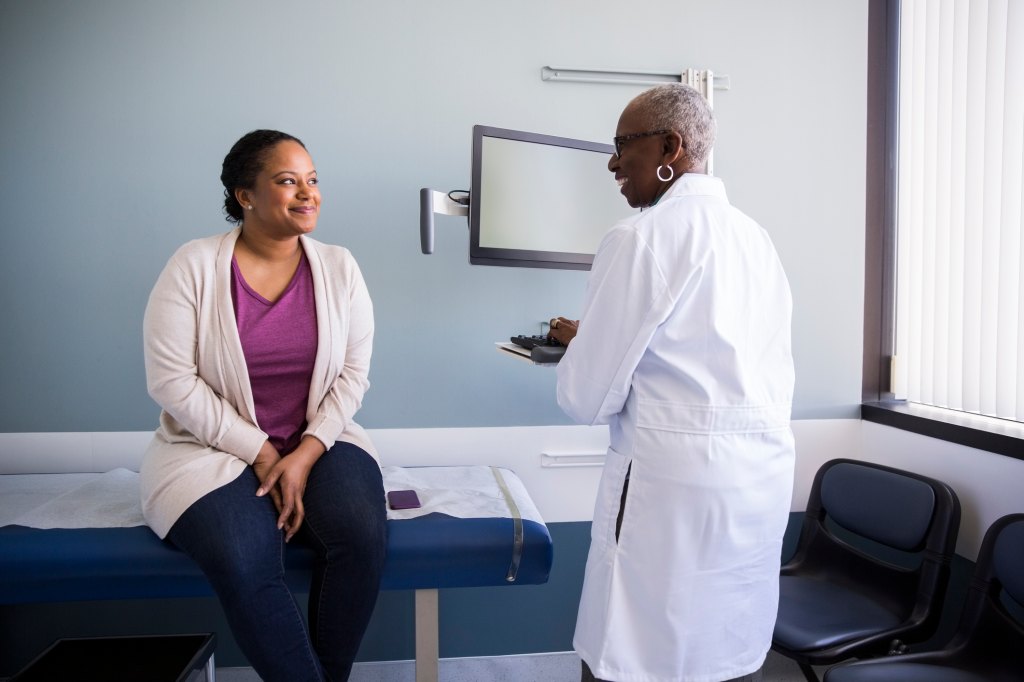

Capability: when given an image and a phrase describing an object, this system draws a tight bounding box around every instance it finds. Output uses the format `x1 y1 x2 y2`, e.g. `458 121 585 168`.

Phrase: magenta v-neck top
231 253 318 455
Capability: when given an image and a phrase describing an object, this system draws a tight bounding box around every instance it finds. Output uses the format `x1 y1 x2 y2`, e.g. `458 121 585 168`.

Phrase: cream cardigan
140 228 377 538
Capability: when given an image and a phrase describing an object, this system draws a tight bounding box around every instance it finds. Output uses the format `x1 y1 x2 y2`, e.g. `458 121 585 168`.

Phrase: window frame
861 0 1024 462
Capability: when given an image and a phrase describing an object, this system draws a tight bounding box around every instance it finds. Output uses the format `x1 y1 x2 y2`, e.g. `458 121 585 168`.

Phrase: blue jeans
167 442 387 682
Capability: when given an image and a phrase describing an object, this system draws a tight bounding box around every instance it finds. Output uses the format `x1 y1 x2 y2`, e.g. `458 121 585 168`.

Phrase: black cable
448 190 470 206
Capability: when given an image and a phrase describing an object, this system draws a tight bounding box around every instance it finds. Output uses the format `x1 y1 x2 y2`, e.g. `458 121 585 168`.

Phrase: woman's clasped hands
253 437 325 542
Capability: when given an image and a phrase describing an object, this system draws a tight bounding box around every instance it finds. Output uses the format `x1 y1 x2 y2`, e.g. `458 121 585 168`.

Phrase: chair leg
797 661 821 682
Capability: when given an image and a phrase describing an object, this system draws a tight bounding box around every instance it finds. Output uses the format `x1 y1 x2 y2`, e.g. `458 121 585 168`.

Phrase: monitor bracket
419 188 469 254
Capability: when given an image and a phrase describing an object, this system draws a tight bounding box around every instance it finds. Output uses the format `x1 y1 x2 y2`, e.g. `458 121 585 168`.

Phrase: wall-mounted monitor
469 125 636 270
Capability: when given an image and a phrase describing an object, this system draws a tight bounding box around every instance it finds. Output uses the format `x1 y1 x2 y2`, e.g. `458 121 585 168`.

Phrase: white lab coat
557 174 795 682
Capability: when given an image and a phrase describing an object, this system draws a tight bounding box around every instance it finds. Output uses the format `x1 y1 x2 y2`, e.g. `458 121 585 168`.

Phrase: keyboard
509 334 564 350
508 334 566 364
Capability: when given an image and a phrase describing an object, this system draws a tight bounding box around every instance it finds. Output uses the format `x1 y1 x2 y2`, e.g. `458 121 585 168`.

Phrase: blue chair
772 459 961 682
823 512 1024 682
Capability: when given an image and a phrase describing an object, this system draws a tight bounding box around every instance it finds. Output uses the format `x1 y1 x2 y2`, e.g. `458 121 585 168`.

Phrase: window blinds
893 0 1023 422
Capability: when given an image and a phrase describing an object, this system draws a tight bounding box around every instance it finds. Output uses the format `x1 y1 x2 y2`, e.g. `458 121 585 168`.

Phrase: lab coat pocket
591 446 631 556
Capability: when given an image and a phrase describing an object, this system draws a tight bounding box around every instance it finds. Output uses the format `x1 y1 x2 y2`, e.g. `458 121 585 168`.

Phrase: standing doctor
548 84 795 682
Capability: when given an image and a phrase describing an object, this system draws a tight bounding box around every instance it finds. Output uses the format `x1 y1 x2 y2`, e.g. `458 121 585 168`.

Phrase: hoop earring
657 165 674 182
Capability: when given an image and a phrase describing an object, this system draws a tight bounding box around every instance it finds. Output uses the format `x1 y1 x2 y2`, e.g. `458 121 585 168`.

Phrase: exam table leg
415 588 439 682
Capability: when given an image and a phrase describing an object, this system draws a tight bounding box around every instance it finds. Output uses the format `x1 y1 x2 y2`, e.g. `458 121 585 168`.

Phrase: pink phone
387 489 422 510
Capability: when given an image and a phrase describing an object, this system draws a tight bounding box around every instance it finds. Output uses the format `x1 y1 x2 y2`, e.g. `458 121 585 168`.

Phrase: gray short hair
629 84 716 169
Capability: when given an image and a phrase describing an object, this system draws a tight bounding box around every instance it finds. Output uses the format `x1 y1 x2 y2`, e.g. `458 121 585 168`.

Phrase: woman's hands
548 316 580 346
253 436 326 542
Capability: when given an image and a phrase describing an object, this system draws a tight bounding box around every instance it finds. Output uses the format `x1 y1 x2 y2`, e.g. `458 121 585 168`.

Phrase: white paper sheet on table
381 465 543 524
3 468 146 528
0 465 544 529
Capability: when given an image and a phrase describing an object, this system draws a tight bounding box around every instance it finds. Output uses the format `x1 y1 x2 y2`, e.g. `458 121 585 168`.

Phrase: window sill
861 401 1024 461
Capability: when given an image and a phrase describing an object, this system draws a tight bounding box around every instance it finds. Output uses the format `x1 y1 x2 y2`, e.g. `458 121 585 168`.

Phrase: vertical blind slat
996 0 1023 420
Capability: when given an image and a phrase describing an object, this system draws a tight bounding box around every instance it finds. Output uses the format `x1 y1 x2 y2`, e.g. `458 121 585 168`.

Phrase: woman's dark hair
220 129 306 223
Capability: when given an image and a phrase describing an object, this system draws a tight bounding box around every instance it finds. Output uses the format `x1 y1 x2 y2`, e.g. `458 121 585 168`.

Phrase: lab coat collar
660 173 729 204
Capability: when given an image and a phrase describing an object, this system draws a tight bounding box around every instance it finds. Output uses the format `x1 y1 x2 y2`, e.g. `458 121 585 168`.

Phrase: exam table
0 465 554 682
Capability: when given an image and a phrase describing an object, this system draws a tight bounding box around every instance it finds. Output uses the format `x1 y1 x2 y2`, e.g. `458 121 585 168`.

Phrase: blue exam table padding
0 466 554 605
0 513 553 605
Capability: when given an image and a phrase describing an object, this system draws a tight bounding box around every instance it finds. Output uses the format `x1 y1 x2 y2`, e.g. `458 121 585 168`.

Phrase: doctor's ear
662 131 685 165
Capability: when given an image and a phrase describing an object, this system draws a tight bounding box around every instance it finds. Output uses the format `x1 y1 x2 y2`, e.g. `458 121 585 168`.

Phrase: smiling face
236 140 320 238
608 103 684 209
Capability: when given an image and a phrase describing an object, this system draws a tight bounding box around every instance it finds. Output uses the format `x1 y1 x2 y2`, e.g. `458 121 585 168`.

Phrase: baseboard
213 650 815 682
211 651 583 682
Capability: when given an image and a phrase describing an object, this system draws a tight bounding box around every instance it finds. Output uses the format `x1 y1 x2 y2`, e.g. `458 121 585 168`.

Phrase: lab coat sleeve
143 252 267 464
304 252 373 449
556 226 673 425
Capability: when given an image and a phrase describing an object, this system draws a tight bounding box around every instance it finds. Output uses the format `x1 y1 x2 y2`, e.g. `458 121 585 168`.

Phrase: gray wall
0 0 868 433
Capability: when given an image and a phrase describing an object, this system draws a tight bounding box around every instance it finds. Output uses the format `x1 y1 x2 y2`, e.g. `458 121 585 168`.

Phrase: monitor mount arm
419 188 470 254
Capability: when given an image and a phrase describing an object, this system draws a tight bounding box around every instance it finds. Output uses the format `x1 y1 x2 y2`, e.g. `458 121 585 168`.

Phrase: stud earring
247 205 253 210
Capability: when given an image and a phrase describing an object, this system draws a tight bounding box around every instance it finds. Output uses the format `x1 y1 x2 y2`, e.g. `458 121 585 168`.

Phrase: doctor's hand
548 317 579 346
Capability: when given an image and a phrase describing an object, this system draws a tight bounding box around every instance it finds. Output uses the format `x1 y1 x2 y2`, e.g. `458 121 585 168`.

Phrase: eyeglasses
612 129 671 157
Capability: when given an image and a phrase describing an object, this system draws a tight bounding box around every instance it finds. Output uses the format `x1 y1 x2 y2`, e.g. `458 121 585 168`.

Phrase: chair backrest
787 459 961 634
958 509 1024 638
991 515 1024 608
820 462 937 551
954 513 1024 656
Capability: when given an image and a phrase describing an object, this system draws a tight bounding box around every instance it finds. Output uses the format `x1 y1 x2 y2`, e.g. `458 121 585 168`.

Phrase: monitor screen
469 125 636 270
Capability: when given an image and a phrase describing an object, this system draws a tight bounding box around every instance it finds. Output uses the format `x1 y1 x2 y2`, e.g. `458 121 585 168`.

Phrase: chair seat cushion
774 575 902 651
825 662 990 682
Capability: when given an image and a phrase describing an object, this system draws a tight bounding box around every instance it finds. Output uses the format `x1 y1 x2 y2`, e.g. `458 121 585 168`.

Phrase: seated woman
140 129 385 682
